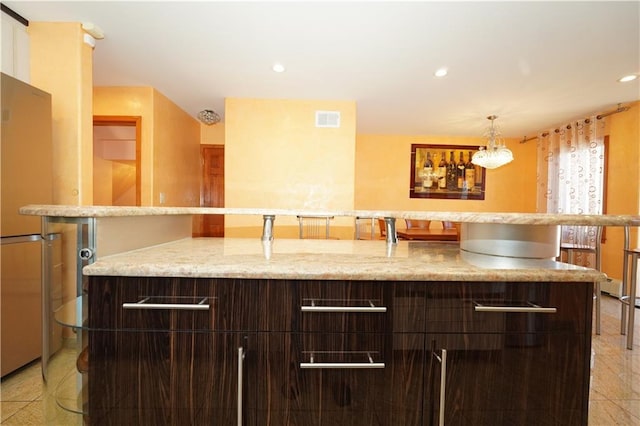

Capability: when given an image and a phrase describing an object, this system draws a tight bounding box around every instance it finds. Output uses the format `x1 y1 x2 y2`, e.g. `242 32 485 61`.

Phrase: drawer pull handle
300 362 385 369
122 297 210 311
473 301 556 313
300 352 385 369
301 299 386 313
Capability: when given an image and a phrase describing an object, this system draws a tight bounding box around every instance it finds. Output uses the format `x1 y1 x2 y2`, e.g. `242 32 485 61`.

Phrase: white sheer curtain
536 116 606 266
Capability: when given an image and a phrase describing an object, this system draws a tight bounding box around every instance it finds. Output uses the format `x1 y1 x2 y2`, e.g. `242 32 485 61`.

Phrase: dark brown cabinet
87 277 592 425
422 282 592 426
255 280 425 425
87 277 258 425
424 333 588 425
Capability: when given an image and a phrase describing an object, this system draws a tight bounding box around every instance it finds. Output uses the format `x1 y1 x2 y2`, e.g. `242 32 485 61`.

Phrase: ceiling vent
315 111 341 128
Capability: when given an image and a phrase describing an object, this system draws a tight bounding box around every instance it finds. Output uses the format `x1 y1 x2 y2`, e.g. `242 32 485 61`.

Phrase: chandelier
471 115 513 169
197 109 221 125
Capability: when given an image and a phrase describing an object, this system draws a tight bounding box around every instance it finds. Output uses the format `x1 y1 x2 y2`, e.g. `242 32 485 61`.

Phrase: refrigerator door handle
1 235 42 244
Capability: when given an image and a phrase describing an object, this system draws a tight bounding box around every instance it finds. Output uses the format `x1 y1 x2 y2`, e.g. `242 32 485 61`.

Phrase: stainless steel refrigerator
1 73 54 377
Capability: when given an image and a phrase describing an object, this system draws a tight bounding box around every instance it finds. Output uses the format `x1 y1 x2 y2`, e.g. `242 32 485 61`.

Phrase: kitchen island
83 238 600 426
20 205 638 425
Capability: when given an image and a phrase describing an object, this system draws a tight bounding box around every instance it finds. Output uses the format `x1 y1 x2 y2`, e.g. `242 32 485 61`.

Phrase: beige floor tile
0 362 43 402
590 384 609 401
615 399 640 420
0 401 29 422
2 397 82 426
591 353 640 400
589 399 640 425
1 400 45 425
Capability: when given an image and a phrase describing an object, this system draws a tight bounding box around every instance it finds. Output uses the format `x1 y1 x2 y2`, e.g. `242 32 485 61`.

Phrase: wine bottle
446 151 457 190
423 152 434 188
438 151 447 189
457 151 465 189
465 150 475 190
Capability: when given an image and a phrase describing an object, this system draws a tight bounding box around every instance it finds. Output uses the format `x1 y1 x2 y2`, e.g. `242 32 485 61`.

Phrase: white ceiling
6 1 640 139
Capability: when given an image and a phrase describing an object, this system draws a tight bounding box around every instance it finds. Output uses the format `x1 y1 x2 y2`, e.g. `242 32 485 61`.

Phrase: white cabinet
1 12 30 83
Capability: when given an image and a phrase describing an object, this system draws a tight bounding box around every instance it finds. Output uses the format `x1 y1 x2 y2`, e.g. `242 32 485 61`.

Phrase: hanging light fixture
197 109 221 125
471 115 513 169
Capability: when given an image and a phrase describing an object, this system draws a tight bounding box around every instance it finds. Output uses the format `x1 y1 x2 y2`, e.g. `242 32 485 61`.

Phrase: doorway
93 116 141 206
193 145 224 237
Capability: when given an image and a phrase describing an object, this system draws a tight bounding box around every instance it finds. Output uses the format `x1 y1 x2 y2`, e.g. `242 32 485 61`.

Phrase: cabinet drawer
424 282 591 334
262 280 428 334
298 333 387 369
119 294 215 331
261 280 389 333
299 281 388 334
89 276 258 331
256 332 425 426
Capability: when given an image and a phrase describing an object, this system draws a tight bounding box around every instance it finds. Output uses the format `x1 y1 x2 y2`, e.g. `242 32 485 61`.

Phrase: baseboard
600 277 622 298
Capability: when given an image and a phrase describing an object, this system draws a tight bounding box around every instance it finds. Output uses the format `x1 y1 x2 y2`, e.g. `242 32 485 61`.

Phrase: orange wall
601 102 639 280
201 122 225 145
355 134 537 214
93 87 200 206
224 98 356 238
152 90 200 206
93 155 113 204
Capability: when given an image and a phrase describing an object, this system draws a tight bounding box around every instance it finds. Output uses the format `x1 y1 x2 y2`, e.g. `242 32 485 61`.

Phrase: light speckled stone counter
19 204 640 226
83 237 605 282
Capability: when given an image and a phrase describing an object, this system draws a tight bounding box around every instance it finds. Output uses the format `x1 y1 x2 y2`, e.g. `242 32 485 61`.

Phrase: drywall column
29 22 94 205
29 22 95 322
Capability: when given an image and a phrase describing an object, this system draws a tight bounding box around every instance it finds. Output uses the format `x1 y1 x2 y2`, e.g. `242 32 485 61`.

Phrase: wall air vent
315 111 341 128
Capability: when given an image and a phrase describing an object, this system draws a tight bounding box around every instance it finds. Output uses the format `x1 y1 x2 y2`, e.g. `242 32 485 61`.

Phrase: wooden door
193 145 224 237
424 333 588 426
89 329 255 425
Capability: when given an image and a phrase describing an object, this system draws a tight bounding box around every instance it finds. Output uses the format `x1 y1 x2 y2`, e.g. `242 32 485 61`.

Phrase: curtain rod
519 104 630 144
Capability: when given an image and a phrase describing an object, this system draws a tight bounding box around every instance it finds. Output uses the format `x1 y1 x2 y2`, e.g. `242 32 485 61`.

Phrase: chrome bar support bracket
261 215 275 242
384 217 398 244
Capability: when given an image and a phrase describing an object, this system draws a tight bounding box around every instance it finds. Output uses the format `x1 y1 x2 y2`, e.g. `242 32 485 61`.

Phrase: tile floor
587 294 640 425
1 340 80 425
1 294 639 425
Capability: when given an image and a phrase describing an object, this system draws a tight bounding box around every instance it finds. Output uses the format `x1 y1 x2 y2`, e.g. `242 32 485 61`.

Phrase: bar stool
354 216 376 240
558 225 603 335
297 215 334 239
620 225 638 350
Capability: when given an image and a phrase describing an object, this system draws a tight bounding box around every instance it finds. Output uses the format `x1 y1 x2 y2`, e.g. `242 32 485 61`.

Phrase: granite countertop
19 204 640 226
83 237 606 282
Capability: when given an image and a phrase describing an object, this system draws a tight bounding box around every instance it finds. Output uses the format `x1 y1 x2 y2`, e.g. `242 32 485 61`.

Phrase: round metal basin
460 223 560 259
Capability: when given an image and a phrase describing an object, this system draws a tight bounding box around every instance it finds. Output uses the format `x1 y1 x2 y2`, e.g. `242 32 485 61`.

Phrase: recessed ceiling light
434 68 448 78
272 63 285 73
618 74 638 83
